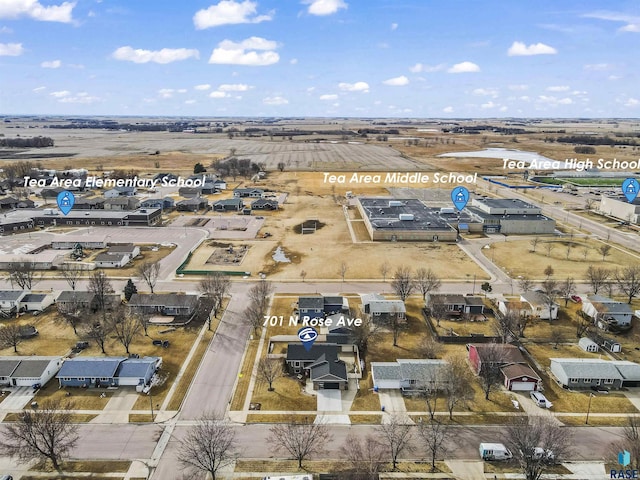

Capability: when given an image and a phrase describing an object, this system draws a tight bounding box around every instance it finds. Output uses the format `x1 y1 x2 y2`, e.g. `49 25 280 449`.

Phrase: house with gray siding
57 356 161 389
371 359 447 393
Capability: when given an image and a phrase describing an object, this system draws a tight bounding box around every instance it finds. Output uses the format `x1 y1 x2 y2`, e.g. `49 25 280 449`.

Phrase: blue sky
1 0 639 117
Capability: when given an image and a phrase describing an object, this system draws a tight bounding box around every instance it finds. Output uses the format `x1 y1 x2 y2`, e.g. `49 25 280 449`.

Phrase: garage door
511 381 535 391
323 383 340 389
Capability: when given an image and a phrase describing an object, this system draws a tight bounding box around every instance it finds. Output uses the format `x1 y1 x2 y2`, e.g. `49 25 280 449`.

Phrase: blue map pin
622 178 640 204
451 186 470 211
57 190 75 215
297 327 318 352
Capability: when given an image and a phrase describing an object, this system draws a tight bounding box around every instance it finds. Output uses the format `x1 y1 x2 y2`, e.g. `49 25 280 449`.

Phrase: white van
479 442 513 461
530 391 552 408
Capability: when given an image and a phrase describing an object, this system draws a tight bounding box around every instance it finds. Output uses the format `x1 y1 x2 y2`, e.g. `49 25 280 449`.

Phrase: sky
0 0 639 118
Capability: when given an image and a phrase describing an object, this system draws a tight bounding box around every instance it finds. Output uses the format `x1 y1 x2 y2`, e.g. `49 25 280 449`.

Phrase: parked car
530 391 552 408
0 475 14 480
479 442 512 461
570 295 582 303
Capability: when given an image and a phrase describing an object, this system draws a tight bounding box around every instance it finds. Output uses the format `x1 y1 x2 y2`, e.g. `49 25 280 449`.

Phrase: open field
485 237 639 279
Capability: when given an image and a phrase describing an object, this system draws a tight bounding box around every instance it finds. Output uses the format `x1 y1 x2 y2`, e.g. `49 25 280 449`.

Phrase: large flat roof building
599 195 640 224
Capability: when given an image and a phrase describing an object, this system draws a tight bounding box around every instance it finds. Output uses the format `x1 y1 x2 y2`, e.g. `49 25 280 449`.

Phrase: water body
438 148 557 167
272 246 291 263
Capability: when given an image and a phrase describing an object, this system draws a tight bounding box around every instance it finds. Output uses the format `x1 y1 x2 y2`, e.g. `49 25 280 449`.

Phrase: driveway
378 390 414 425
445 460 484 480
0 386 35 410
317 389 342 411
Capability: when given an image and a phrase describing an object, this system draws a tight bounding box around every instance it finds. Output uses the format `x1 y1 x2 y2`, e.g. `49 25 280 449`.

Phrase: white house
0 290 28 314
94 252 129 268
0 356 63 387
20 293 55 312
371 359 447 392
107 244 140 258
578 337 599 353
520 291 558 320
582 295 633 330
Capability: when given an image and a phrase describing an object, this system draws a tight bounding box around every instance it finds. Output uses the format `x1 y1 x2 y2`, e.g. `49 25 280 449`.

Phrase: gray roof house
582 295 634 330
360 293 406 321
212 198 243 212
371 359 448 392
520 291 559 320
285 344 348 390
425 293 486 317
128 293 199 316
233 188 264 198
0 356 62 387
57 356 161 390
549 358 640 389
0 290 29 314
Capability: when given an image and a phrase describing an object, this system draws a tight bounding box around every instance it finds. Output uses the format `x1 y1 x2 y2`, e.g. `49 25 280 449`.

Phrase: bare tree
380 261 390 282
505 416 572 480
550 327 566 349
57 296 88 335
248 279 274 318
257 357 283 391
610 416 640 470
543 265 554 279
391 266 414 302
378 414 414 470
586 265 609 294
82 321 110 354
176 411 237 480
540 279 558 321
599 244 612 262
544 242 555 258
477 343 506 400
299 270 307 282
529 237 540 253
60 263 82 291
134 310 152 337
107 307 141 354
559 277 576 307
421 336 443 359
442 355 474 419
615 266 640 304
245 301 265 336
495 309 517 343
0 323 23 352
198 273 230 320
418 366 442 420
585 197 596 212
575 313 593 339
88 271 114 322
339 261 348 282
136 260 161 294
518 276 534 293
565 241 573 260
414 267 442 299
389 306 404 347
582 246 590 261
0 399 79 472
343 433 387 478
268 416 331 468
418 418 450 472
7 259 39 290
351 314 383 356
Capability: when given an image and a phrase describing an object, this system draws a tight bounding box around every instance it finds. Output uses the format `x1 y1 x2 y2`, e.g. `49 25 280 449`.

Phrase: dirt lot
486 237 639 279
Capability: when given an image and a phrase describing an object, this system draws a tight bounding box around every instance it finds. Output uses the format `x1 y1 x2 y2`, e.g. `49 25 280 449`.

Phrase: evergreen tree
124 278 138 302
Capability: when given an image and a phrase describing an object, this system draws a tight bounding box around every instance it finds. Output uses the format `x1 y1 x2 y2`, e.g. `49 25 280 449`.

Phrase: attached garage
502 364 541 391
371 363 402 390
322 382 340 390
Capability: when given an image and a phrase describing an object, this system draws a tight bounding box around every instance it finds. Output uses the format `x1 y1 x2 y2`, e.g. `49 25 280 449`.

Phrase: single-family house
41 187 66 203
140 197 175 210
500 363 541 391
94 252 129 268
579 337 599 353
371 359 448 393
550 358 624 389
591 334 622 353
176 197 208 212
103 197 140 211
251 199 279 210
212 198 243 212
154 173 178 183
467 343 526 375
498 299 533 319
17 199 35 208
0 290 29 314
285 343 348 390
74 196 105 210
0 356 63 388
104 186 136 198
520 291 558 320
233 188 264 198
57 356 161 390
0 197 19 210
107 244 141 259
128 293 199 316
178 187 203 198
582 295 634 330
19 293 55 312
425 293 486 317
298 296 324 320
360 293 406 322
56 291 98 311
213 179 227 190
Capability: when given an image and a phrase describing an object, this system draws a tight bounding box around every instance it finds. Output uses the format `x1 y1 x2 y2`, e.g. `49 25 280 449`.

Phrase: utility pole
585 393 594 424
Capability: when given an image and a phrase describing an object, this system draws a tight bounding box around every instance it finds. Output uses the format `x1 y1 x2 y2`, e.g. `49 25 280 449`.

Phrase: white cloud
583 12 640 33
546 85 570 92
208 37 279 66
218 83 251 91
193 0 272 29
443 106 453 113
209 91 230 98
499 106 508 112
390 22 398 31
319 94 338 100
447 61 480 73
0 0 75 23
519 96 531 102
50 90 70 98
481 101 497 109
409 63 444 73
507 41 557 56
194 84 211 91
33 86 46 93
306 86 316 93
338 81 369 92
537 95 573 105
0 42 23 56
158 88 175 99
185 99 197 105
383 75 409 86
290 58 298 64
625 98 640 107
584 63 611 71
472 87 499 97
58 92 100 104
177 88 187 93
41 59 61 68
262 96 288 105
571 90 588 96
303 0 347 16
112 46 199 64
508 84 529 91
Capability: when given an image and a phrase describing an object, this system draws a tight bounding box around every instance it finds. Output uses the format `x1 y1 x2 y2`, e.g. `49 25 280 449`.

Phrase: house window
77 377 85 381
373 312 380 316
100 377 109 381
604 379 615 384
294 361 300 367
583 378 591 383
569 378 579 383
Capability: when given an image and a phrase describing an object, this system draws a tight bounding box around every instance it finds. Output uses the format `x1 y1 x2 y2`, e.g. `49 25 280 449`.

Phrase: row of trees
0 136 54 148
